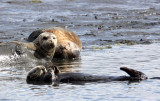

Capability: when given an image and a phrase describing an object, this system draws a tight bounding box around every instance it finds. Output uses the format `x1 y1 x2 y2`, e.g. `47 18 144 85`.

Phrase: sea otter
26 65 148 85
27 27 82 59
10 32 57 60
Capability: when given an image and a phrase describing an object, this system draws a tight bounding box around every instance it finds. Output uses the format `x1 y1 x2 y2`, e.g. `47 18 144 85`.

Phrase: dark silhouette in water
26 65 149 85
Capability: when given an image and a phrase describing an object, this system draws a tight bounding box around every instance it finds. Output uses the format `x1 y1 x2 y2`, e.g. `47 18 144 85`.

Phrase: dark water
0 0 160 100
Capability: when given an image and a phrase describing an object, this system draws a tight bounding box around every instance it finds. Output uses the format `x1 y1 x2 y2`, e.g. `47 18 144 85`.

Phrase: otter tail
120 67 148 80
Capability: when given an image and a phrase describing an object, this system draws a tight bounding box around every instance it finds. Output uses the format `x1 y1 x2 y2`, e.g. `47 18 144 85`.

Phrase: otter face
27 65 47 80
27 65 60 83
37 32 57 51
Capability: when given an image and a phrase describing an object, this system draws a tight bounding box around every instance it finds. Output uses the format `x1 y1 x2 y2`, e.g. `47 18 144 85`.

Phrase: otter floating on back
26 66 148 85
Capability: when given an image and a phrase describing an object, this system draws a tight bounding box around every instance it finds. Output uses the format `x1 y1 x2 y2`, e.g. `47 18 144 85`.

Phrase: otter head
34 32 57 52
27 65 47 81
27 65 60 84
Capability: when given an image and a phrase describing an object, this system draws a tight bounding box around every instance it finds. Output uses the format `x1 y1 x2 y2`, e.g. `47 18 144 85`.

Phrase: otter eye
43 36 48 40
53 37 56 39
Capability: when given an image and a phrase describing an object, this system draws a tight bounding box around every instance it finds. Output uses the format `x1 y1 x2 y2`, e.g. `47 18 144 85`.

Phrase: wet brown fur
26 66 148 85
28 27 82 59
44 27 82 49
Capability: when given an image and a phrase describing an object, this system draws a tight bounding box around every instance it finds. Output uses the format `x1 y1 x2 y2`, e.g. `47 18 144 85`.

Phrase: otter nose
49 40 55 47
49 40 52 43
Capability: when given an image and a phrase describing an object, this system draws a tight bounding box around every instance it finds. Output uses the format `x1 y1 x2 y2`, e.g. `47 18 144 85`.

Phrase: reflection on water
0 43 160 100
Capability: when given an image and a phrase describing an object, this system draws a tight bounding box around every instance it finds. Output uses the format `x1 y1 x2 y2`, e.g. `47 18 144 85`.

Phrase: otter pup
26 66 148 84
10 32 57 60
27 27 82 59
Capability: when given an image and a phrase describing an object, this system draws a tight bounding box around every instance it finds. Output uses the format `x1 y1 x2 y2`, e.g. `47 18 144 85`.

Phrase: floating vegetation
116 40 139 45
83 45 112 50
0 42 8 46
29 0 42 3
115 39 152 45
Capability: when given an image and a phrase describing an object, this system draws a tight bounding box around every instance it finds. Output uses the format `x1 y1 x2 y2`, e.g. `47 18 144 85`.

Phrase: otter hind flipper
120 67 147 80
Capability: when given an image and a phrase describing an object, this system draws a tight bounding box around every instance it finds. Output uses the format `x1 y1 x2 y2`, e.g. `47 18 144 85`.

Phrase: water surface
0 0 160 101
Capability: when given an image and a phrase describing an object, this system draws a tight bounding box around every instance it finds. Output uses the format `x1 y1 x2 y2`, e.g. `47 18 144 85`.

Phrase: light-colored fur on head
34 32 57 49
34 32 57 52
32 32 57 60
27 65 47 80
